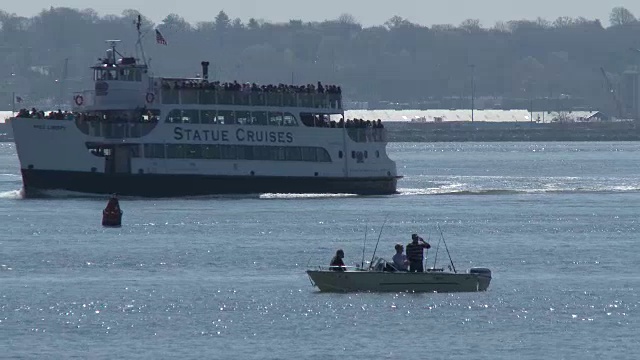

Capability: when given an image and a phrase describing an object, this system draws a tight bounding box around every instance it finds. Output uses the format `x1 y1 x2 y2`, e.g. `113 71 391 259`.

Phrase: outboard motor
201 61 210 80
469 267 492 279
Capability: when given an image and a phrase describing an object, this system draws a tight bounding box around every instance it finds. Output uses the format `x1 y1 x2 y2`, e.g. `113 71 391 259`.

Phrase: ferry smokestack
201 61 210 80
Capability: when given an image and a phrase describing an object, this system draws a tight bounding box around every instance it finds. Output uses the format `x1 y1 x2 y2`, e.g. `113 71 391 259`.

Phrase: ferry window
236 111 251 125
252 146 270 160
218 110 235 125
135 70 142 81
181 90 199 105
203 145 220 159
185 144 202 159
283 113 298 126
166 109 182 123
167 144 187 158
269 112 283 126
220 145 237 159
130 145 141 158
269 146 286 161
338 151 343 159
144 144 165 158
300 113 315 127
301 147 317 162
252 111 268 126
162 88 179 104
285 147 302 161
182 110 200 124
376 150 380 158
142 109 160 122
201 110 216 124
200 90 216 105
236 145 250 160
317 148 332 162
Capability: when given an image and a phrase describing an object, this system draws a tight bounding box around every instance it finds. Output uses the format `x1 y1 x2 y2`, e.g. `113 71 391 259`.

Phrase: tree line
1 6 640 113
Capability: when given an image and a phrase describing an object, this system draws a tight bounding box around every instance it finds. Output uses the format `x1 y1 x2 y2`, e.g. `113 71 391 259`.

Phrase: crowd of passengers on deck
15 108 75 120
321 118 384 129
14 107 159 123
161 80 341 95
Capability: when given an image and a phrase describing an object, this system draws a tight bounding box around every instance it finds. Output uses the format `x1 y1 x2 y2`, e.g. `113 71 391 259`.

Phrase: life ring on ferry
74 95 84 106
145 92 155 104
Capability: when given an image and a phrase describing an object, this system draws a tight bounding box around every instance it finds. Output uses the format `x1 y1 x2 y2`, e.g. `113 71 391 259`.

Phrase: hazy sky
2 1 640 27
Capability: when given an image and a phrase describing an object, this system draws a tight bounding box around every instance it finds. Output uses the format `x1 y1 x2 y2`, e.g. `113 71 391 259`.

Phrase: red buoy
102 194 123 227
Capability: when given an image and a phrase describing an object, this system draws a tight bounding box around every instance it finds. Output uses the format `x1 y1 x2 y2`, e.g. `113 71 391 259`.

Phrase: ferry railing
346 128 387 143
162 87 343 109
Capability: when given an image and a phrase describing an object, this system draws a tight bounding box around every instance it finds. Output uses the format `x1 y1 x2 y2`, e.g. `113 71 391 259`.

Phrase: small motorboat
307 221 491 293
306 259 491 293
102 194 123 227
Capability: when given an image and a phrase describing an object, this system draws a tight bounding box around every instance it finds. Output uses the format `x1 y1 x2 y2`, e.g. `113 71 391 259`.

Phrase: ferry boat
10 24 399 197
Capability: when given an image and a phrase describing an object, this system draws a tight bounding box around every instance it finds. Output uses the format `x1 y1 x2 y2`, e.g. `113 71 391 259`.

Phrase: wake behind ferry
10 24 399 197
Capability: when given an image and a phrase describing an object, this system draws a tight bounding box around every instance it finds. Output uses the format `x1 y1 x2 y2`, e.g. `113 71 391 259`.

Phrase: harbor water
1 142 639 359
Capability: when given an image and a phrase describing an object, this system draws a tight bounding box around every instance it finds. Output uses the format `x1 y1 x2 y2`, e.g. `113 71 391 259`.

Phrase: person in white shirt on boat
392 244 409 271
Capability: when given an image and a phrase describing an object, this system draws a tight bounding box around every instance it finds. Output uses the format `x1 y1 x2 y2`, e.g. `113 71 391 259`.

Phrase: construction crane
600 67 625 119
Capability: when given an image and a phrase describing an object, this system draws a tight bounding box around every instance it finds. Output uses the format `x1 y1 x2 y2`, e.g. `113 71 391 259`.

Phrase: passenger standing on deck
406 234 431 272
330 249 346 272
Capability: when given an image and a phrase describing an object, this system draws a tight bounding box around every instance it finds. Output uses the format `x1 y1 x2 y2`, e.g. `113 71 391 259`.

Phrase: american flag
155 29 167 45
15 96 23 103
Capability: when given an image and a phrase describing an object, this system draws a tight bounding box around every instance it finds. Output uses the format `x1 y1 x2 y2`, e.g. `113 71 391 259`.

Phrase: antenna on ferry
134 14 149 67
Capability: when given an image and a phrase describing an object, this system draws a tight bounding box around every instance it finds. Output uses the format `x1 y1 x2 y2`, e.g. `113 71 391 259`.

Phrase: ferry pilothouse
10 29 399 197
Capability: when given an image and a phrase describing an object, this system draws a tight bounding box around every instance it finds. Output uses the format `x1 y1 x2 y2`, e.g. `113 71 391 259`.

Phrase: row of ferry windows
166 110 299 126
94 68 142 82
139 144 332 162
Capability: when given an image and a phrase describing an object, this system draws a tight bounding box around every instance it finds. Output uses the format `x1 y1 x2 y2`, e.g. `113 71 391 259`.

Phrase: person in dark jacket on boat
330 249 346 271
406 234 431 273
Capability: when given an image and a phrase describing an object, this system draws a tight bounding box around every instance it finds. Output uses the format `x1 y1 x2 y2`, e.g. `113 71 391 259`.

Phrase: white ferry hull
20 169 398 197
12 115 399 197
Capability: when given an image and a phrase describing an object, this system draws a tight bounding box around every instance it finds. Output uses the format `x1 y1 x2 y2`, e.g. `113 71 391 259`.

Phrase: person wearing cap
330 249 346 272
406 234 431 272
392 244 409 271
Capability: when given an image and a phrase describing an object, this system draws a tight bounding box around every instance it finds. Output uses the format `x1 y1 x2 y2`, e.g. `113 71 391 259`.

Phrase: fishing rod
361 220 368 269
437 223 456 273
424 233 430 270
433 229 442 269
368 215 389 269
